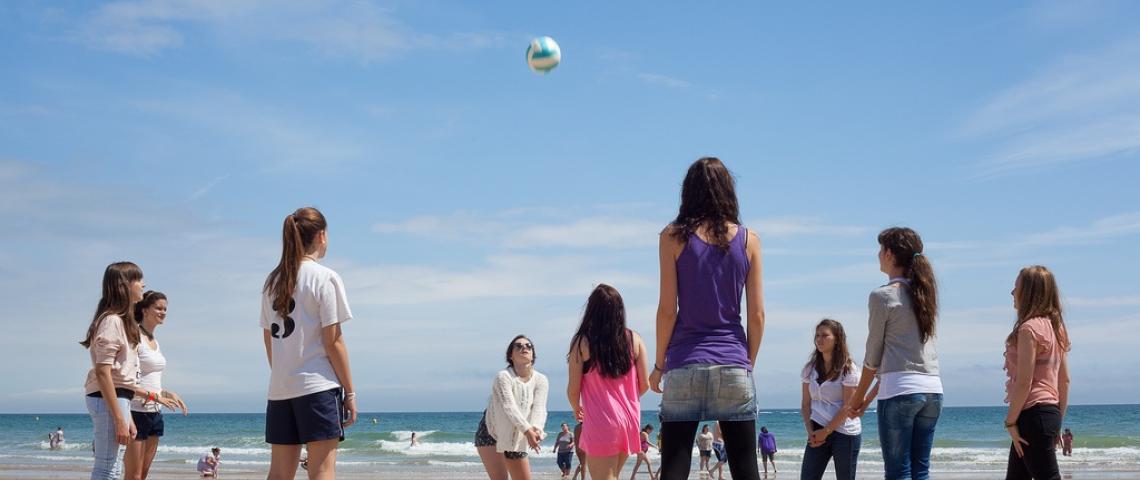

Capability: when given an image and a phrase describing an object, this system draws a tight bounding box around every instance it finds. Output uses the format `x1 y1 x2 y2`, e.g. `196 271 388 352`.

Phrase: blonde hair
1007 265 1071 351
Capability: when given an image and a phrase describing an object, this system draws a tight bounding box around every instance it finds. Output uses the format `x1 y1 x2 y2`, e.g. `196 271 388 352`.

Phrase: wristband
345 392 356 400
1004 421 1016 428
652 364 664 373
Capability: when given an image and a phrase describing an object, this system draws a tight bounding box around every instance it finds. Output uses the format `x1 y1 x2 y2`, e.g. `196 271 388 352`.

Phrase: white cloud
507 218 660 248
749 217 870 238
1019 212 1140 246
1068 294 1140 307
960 38 1140 177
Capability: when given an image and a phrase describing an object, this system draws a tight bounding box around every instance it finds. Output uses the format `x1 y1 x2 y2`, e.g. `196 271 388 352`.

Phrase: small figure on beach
1003 265 1071 479
571 422 589 480
1062 428 1074 456
696 425 713 476
757 426 777 476
709 423 727 480
567 284 650 480
48 427 65 450
261 207 358 480
475 334 549 480
197 447 220 477
410 432 420 447
847 227 943 480
630 425 658 480
553 423 575 479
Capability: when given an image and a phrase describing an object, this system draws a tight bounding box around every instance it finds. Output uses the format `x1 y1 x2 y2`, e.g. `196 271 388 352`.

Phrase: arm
800 382 815 436
850 292 887 414
567 339 585 421
493 372 533 432
1058 352 1070 423
1005 328 1038 457
527 375 549 436
812 385 858 445
634 332 650 396
262 329 273 367
744 230 765 366
322 323 356 427
651 231 681 393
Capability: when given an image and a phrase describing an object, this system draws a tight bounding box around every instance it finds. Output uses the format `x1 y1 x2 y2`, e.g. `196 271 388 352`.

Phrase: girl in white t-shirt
261 207 357 480
800 319 871 480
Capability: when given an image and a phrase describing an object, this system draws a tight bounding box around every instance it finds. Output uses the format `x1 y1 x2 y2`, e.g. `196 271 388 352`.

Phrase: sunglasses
512 342 534 351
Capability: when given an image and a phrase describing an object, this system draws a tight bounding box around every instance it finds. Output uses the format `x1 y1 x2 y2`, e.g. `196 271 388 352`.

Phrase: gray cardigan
863 283 940 375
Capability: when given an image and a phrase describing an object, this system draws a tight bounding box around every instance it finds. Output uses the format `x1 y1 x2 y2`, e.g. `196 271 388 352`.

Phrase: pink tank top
579 331 641 457
1004 317 1066 409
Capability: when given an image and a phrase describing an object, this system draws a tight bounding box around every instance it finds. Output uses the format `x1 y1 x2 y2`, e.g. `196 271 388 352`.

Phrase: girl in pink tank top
567 284 651 479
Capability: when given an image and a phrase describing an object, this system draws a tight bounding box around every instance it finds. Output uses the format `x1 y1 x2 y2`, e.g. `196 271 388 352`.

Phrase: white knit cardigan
484 368 549 453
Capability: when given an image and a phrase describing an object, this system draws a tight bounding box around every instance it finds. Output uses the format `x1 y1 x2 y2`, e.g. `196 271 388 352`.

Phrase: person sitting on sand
197 447 220 477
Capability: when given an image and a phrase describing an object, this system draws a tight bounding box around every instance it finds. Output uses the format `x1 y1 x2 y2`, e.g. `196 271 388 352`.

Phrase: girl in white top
476 334 549 480
800 319 870 480
261 207 357 480
124 291 188 480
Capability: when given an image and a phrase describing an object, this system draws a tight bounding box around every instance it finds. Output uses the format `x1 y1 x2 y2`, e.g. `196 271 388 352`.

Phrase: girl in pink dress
567 285 651 480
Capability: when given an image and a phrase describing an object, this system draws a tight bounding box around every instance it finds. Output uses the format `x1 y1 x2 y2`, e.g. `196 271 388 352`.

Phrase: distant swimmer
48 427 65 450
411 432 420 447
372 418 378 425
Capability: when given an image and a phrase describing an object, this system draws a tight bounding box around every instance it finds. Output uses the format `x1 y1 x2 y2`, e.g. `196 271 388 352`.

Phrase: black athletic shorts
265 388 344 445
131 411 164 440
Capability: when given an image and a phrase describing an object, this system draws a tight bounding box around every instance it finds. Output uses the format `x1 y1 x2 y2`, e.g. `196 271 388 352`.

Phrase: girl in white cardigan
476 334 549 480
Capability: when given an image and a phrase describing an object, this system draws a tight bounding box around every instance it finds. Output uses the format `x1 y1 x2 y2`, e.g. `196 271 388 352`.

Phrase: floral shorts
474 411 527 459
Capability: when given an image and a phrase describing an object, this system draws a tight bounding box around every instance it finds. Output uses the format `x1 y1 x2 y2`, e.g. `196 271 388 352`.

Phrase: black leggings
659 420 759 480
1006 404 1061 480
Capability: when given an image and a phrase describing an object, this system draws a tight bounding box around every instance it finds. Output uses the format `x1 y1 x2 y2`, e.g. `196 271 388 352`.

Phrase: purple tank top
664 227 751 372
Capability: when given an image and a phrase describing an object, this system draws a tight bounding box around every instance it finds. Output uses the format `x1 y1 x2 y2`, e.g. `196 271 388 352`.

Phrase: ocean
3 405 1138 477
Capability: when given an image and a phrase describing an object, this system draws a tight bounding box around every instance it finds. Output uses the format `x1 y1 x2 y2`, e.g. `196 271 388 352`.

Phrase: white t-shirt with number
260 260 353 401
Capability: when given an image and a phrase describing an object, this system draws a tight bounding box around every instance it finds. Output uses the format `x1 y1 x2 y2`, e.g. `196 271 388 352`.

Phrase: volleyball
526 36 561 74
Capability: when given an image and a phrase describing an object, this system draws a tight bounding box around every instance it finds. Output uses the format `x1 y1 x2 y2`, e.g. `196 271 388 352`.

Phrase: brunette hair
804 318 853 382
878 227 938 343
80 262 143 348
567 284 632 378
506 335 535 367
263 207 327 317
134 290 167 340
670 157 741 250
1007 265 1071 350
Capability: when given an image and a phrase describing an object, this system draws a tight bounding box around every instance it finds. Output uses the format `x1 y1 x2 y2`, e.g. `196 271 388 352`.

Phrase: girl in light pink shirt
1003 265 1071 480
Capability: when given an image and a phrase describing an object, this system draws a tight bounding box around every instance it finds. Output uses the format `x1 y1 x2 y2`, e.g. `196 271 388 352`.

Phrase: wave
387 430 439 441
32 440 92 451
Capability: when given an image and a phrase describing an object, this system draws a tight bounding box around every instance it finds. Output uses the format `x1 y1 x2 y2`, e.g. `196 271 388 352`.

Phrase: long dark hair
878 227 938 343
263 207 327 317
567 284 632 378
1008 265 1071 351
670 157 741 250
134 290 167 340
80 262 143 348
804 319 853 382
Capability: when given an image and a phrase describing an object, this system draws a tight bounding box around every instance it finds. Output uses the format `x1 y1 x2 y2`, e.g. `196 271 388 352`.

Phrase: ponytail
878 227 938 343
263 208 327 317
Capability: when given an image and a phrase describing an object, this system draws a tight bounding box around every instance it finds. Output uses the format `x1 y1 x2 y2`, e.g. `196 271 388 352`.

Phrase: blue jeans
801 424 861 480
86 395 130 480
878 393 942 480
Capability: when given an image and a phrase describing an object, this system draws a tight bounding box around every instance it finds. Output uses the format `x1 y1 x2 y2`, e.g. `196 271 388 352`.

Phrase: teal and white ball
526 36 561 74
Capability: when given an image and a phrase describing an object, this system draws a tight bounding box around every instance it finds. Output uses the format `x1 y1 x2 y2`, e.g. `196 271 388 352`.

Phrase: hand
160 390 189 415
524 428 542 453
1007 424 1029 458
343 396 358 427
573 405 584 422
809 428 830 446
115 417 132 445
649 367 663 394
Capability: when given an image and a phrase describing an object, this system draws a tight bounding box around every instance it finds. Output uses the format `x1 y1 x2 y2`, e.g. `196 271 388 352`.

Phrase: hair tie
913 252 923 258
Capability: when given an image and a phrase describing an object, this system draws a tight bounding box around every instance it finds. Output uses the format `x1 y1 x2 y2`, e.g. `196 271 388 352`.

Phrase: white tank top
131 338 166 412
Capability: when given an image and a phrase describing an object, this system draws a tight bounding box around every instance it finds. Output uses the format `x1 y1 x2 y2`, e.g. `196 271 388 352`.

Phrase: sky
1 1 1138 413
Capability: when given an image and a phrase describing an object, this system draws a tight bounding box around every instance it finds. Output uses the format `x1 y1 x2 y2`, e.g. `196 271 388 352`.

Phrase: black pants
659 421 759 480
1006 404 1061 480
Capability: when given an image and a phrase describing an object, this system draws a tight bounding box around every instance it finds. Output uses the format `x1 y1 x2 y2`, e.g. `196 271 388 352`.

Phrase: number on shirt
271 298 297 339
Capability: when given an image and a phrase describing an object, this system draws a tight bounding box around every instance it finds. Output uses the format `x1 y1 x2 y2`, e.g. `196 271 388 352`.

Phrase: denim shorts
659 364 757 422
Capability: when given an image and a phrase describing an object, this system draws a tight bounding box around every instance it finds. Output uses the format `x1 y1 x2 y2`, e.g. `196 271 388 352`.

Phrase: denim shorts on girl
659 364 757 422
265 388 344 445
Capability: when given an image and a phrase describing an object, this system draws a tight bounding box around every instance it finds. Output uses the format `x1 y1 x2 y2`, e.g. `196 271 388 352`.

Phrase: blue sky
2 1 1138 413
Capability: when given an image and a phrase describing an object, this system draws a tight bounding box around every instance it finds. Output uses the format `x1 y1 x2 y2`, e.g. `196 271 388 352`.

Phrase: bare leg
123 438 144 480
304 438 338 480
589 453 629 480
478 446 509 480
139 437 160 479
267 444 302 480
504 455 532 480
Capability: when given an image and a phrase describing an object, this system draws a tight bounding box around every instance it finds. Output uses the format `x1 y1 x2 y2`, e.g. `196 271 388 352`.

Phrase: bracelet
345 392 356 400
1004 421 1016 428
146 391 156 402
652 364 664 373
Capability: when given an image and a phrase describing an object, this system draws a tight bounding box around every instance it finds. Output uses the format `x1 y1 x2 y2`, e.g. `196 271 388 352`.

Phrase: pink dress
579 331 641 456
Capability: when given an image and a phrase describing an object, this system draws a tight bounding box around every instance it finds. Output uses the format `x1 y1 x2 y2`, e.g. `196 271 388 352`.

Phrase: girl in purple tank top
567 285 650 480
650 157 765 480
